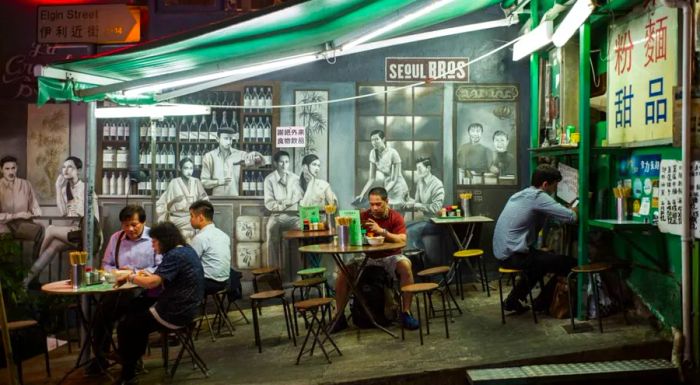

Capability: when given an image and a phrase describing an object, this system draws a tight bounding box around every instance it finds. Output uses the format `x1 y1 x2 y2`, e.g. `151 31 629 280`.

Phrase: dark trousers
500 249 576 305
116 300 162 380
204 278 228 296
92 292 155 362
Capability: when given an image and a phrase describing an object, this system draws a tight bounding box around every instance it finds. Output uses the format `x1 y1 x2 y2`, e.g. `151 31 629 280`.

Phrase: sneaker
329 314 348 334
400 312 420 330
83 358 108 377
503 299 530 314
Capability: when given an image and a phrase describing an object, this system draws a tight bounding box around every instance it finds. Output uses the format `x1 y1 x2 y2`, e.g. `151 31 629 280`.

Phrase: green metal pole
577 22 591 319
529 0 541 174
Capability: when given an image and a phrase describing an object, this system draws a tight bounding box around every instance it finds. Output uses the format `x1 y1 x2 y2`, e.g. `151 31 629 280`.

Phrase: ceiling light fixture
512 20 553 61
552 0 595 47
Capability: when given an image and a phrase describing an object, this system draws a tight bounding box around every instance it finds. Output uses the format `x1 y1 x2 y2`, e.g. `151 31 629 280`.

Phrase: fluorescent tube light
95 104 211 119
552 0 595 47
342 0 456 51
512 20 553 61
123 53 319 96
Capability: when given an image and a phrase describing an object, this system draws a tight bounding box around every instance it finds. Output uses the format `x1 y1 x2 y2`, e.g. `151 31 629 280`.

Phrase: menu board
658 159 683 235
557 163 578 204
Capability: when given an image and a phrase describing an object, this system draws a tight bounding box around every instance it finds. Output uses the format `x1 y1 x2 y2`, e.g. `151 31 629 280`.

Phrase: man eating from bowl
332 187 419 332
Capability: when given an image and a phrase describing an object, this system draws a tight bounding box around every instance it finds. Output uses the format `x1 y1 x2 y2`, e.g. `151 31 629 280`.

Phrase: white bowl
367 236 385 245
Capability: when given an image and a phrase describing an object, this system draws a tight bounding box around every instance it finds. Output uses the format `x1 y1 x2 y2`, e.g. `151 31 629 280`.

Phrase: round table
299 241 406 338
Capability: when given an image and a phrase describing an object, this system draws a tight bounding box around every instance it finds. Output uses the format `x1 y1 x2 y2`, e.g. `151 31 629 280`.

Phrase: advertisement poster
628 154 661 222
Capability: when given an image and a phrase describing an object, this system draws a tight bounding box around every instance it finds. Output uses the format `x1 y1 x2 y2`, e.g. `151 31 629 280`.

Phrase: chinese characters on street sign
37 5 141 44
607 3 678 145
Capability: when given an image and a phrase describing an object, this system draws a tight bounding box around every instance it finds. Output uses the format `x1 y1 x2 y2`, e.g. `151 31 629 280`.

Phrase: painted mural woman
354 130 409 205
299 154 337 208
156 157 208 241
23 156 99 286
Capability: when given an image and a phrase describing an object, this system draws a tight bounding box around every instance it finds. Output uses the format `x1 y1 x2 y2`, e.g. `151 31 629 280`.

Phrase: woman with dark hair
24 156 99 286
114 222 204 385
299 154 337 207
156 157 208 241
354 130 409 205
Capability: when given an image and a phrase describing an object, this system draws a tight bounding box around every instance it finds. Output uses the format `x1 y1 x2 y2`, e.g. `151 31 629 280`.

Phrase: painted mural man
299 154 337 208
201 126 264 196
355 130 409 205
156 157 208 241
493 165 577 314
0 155 43 266
456 123 493 182
264 150 303 269
404 157 445 264
24 156 100 286
489 130 516 177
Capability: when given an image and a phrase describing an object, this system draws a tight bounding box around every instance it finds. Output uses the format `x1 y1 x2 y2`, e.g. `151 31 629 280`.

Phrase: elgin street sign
38 4 141 44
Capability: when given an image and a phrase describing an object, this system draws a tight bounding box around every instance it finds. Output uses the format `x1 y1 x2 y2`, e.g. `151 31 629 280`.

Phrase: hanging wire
209 35 522 111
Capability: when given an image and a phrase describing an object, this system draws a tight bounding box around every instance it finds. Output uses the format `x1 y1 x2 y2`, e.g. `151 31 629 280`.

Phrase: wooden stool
162 322 209 378
403 249 426 274
197 289 236 341
252 266 282 316
568 262 621 333
498 267 537 324
297 266 331 296
400 283 449 345
249 290 296 353
293 297 341 364
417 266 462 318
2 320 51 385
452 249 490 299
291 277 327 335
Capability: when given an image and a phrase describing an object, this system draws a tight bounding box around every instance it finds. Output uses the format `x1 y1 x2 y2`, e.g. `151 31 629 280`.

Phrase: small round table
299 241 406 338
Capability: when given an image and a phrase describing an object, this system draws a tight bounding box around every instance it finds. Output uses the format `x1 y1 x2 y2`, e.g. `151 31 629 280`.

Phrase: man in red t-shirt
333 187 420 331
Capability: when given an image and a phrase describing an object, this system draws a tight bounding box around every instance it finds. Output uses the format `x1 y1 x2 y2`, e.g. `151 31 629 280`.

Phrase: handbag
548 277 571 319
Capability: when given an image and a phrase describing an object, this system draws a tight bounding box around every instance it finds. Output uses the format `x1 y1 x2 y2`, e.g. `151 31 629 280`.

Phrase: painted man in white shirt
201 126 263 196
0 155 43 267
189 200 231 295
264 150 303 272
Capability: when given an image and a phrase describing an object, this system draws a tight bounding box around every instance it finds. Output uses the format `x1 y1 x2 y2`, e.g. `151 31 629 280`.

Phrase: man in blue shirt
493 165 578 313
189 200 231 295
86 205 162 376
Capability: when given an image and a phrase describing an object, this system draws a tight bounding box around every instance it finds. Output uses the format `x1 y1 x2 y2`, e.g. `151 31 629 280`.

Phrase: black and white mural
454 84 519 186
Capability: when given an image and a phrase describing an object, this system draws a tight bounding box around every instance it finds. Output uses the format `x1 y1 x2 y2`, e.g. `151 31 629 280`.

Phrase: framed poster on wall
293 90 329 180
26 104 70 204
454 84 519 187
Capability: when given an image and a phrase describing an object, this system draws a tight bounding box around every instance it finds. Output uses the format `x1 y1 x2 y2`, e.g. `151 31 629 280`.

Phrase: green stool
296 267 331 297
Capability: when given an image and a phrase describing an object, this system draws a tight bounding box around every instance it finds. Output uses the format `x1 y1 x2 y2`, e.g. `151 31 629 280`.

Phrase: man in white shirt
264 150 302 271
201 126 263 196
189 200 231 294
0 156 43 266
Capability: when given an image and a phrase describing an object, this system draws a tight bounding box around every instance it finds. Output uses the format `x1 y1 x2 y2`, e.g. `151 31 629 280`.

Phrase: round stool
568 262 613 333
497 267 537 324
452 249 490 299
417 266 462 317
403 249 426 274
294 297 341 364
291 277 327 335
251 267 282 292
400 282 449 345
249 290 296 353
297 267 326 278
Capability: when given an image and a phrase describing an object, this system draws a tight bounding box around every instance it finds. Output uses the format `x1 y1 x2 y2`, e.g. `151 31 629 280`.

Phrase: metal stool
251 266 282 316
400 283 449 345
498 267 537 324
568 262 626 333
162 322 209 378
196 289 235 341
249 290 296 353
417 266 462 318
297 267 332 296
452 249 490 299
293 297 341 364
403 249 426 275
291 277 326 336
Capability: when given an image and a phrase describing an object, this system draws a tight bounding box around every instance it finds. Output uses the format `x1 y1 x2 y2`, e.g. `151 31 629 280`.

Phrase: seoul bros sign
385 57 469 82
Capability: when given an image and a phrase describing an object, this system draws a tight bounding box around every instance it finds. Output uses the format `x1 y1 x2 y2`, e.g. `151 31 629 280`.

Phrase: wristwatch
382 228 388 236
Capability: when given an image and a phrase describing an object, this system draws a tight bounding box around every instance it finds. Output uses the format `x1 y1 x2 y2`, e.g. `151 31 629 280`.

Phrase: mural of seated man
456 123 493 184
489 130 516 178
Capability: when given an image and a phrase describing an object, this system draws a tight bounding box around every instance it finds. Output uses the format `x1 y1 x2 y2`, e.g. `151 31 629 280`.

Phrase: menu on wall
607 3 678 145
658 159 683 235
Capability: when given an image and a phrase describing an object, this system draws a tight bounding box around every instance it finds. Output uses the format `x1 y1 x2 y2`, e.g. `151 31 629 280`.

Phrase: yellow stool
452 249 489 299
497 267 537 325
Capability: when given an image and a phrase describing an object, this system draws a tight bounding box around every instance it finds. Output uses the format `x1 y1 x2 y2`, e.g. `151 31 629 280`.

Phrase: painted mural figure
0 155 44 266
156 157 208 241
404 157 445 263
264 150 303 269
355 130 409 205
299 154 337 208
201 126 263 196
456 123 493 181
489 130 516 176
23 157 99 286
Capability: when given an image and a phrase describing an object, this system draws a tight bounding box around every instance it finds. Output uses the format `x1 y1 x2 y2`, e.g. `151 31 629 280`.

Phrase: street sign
37 4 141 44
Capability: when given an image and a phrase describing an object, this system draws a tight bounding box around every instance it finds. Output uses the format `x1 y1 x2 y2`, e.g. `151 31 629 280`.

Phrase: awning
36 0 504 106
